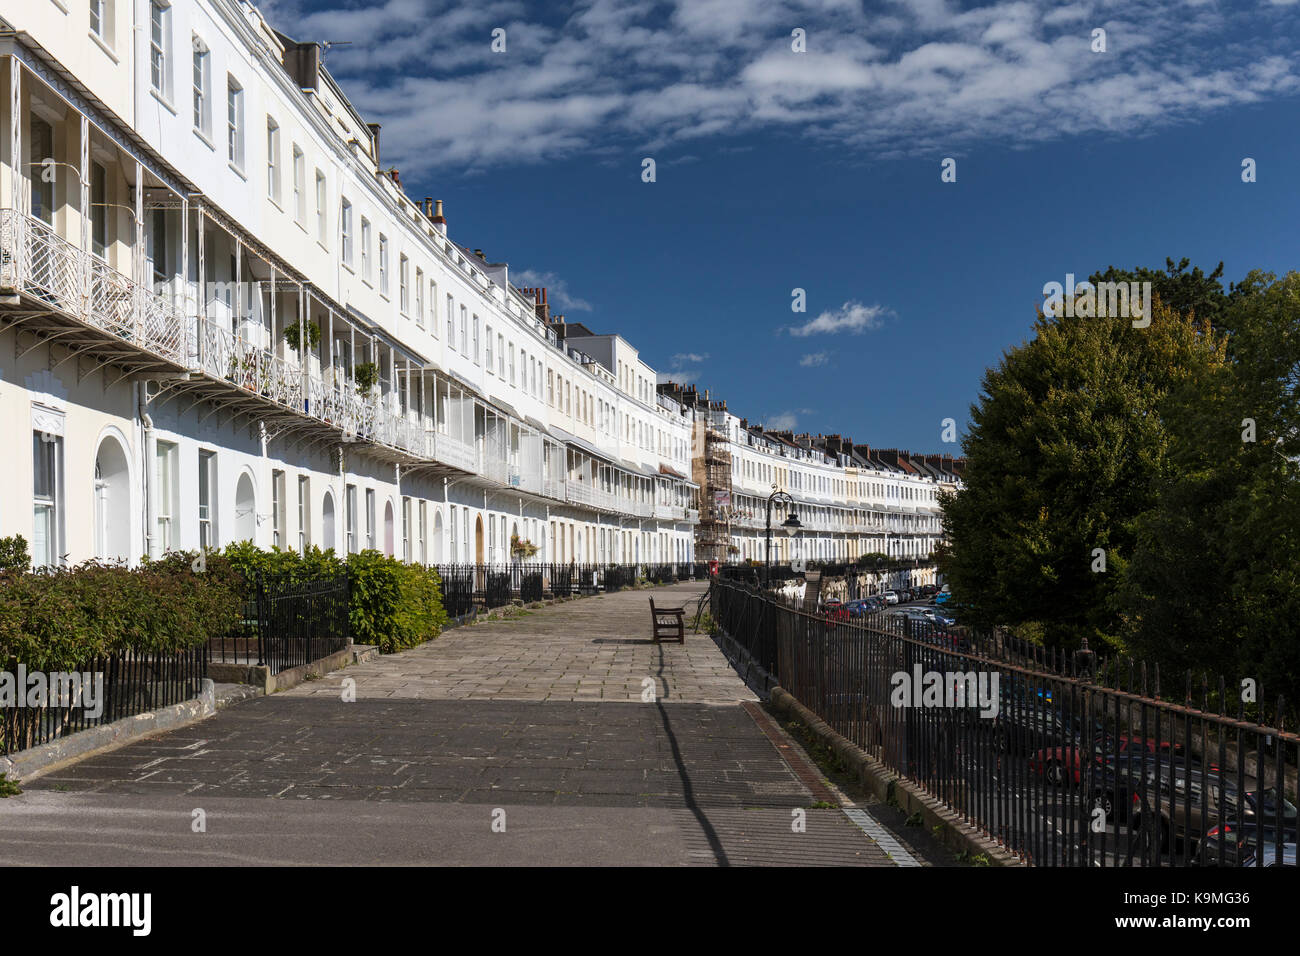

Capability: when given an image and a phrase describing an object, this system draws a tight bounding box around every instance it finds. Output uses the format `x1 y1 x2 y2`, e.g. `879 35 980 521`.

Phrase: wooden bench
649 598 685 644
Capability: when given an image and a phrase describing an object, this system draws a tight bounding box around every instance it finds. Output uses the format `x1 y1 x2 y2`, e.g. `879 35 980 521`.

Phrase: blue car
843 598 879 618
922 607 957 627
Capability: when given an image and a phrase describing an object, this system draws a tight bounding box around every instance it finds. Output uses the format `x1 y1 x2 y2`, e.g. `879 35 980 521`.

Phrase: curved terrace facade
0 0 697 570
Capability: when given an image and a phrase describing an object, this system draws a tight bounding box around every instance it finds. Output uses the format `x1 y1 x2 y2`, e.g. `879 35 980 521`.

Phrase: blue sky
263 0 1300 451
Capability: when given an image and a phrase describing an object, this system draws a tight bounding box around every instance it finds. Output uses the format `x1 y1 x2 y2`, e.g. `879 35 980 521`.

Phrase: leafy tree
1089 257 1228 330
939 297 1227 651
1120 272 1300 702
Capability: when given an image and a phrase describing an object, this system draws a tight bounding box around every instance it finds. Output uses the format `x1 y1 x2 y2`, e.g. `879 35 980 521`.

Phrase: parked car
1131 772 1298 858
933 591 952 606
921 607 956 628
1032 735 1192 788
883 590 900 605
1198 821 1298 867
1245 843 1297 867
843 598 879 618
821 599 850 624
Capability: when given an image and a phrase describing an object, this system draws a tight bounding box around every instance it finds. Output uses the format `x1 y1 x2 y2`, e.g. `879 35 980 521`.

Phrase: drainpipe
138 381 154 560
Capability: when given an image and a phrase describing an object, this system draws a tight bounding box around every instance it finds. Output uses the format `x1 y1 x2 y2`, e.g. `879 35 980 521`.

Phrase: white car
884 590 900 605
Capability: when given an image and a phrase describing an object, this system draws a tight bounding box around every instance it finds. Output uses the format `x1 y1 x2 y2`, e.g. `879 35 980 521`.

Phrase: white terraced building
660 384 962 586
0 0 699 570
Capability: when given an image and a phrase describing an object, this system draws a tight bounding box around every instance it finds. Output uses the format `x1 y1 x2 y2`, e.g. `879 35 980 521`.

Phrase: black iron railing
1 647 207 756
209 573 351 674
432 561 708 616
711 578 1299 868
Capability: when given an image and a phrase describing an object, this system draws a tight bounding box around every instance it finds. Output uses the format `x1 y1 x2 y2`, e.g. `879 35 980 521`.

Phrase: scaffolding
694 404 733 563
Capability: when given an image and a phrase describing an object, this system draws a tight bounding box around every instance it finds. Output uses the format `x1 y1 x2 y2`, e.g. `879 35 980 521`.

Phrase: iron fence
711 578 1298 867
432 561 707 616
1 647 207 756
209 573 351 675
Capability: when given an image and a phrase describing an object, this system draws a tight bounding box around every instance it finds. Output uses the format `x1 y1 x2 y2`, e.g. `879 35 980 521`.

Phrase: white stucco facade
0 0 698 570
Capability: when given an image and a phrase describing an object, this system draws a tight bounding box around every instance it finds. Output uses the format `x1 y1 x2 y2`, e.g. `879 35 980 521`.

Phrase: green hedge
0 538 447 667
217 543 447 654
0 538 242 672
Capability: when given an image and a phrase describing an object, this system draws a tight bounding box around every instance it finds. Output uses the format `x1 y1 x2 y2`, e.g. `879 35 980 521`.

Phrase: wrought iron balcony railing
1 209 186 365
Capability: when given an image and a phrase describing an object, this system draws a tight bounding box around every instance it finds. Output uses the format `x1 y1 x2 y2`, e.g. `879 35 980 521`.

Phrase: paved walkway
286 581 750 703
1 583 914 866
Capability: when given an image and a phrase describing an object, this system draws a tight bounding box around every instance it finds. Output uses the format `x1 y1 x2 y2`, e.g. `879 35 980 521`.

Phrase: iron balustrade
432 561 704 615
710 578 1299 868
0 647 207 756
209 573 351 675
1 209 186 364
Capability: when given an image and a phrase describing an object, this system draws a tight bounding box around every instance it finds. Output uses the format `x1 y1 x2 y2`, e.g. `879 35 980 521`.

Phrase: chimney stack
430 199 446 235
366 123 381 163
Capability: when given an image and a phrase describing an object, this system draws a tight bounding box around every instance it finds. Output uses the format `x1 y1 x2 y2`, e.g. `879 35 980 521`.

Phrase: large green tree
1119 272 1300 702
939 296 1227 651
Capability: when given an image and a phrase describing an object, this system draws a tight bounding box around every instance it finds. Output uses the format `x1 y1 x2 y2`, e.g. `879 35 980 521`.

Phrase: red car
822 600 850 626
1030 736 1187 786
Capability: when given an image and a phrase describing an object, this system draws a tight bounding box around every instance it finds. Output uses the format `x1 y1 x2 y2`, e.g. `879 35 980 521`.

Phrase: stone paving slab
284 582 753 704
0 792 893 867
24 699 811 809
2 582 905 866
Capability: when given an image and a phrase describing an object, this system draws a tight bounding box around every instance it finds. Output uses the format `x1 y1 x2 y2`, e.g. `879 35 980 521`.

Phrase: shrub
345 550 446 653
0 558 241 672
221 542 342 587
216 543 446 653
0 536 30 574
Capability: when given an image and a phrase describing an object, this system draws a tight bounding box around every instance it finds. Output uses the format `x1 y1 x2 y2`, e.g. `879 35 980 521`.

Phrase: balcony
434 432 478 473
565 481 595 507
1 209 186 368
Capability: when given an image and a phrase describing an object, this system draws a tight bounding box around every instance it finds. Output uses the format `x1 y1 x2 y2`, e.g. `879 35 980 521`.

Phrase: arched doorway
474 514 485 591
510 521 519 563
93 434 130 563
432 509 444 562
234 473 256 542
322 491 335 551
383 500 395 557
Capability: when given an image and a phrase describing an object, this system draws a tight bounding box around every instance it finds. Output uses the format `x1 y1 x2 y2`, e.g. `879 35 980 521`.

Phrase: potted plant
283 321 321 353
510 534 538 559
353 361 378 394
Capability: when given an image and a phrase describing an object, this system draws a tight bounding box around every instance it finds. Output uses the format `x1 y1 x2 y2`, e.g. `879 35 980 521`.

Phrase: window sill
228 161 247 181
193 127 215 151
268 197 284 214
89 30 119 64
341 262 354 275
151 87 177 116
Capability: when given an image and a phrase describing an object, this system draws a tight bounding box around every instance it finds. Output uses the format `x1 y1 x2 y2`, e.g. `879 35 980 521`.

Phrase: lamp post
765 490 802 589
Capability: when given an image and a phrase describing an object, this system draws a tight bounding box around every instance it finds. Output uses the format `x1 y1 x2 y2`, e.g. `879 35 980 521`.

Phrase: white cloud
789 301 889 336
662 351 709 383
511 269 592 312
799 352 830 366
765 411 799 431
259 0 1300 176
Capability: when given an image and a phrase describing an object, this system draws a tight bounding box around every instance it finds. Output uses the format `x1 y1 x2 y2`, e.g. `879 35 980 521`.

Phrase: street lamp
765 489 802 589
